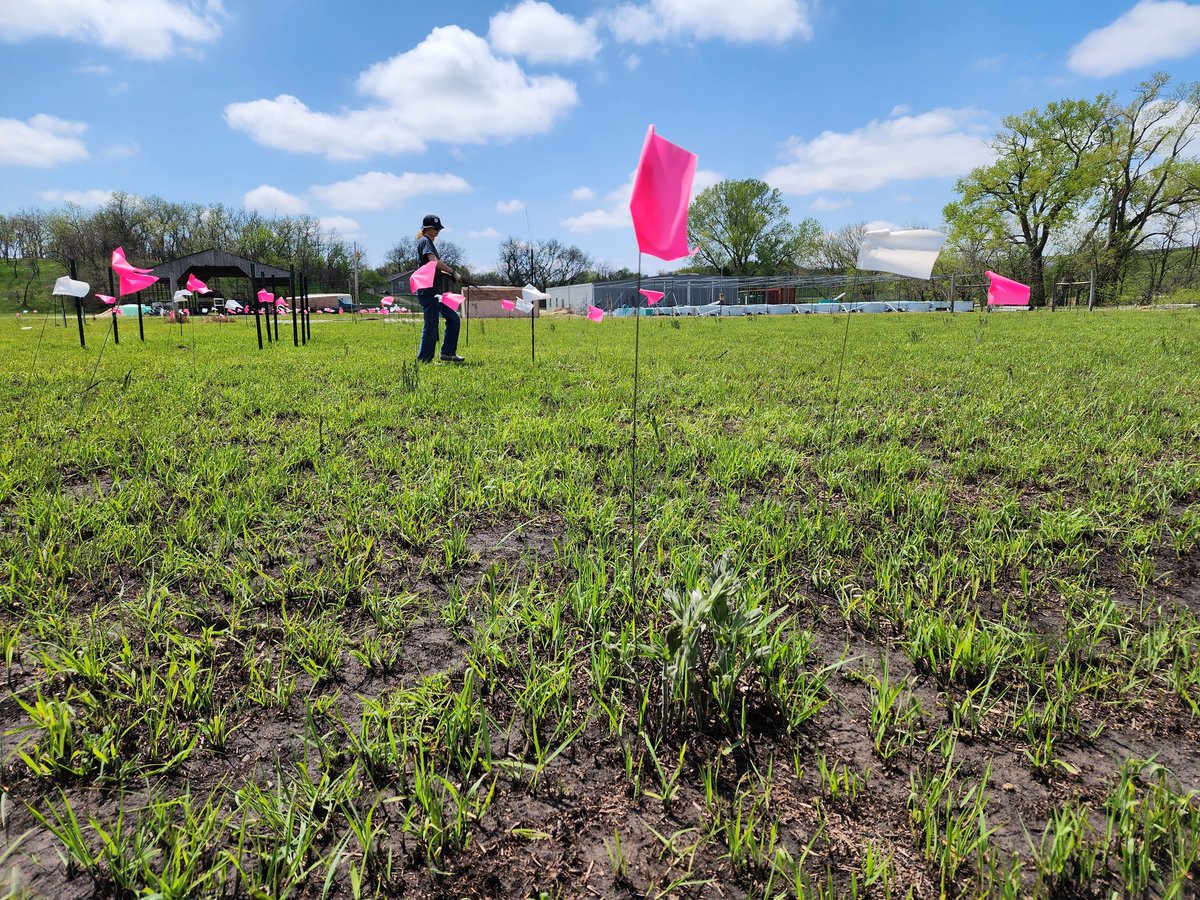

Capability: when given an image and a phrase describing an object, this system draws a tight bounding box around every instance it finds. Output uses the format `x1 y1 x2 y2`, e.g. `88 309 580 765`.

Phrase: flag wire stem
631 252 643 602
73 322 112 452
828 276 857 451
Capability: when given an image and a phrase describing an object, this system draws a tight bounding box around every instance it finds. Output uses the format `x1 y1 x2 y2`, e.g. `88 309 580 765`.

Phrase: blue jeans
416 290 460 361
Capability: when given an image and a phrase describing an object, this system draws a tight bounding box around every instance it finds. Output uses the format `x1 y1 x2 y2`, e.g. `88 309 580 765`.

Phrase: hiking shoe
440 354 466 363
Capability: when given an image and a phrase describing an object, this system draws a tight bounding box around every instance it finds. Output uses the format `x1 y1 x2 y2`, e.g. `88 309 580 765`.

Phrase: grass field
1 308 1198 899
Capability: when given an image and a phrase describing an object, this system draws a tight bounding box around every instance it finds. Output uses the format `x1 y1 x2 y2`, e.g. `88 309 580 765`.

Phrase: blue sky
4 0 1200 273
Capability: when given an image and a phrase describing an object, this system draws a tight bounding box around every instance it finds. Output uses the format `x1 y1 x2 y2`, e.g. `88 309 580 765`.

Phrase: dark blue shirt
417 236 438 264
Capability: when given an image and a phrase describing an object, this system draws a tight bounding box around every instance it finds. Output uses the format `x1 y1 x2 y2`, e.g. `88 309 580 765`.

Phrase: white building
546 282 594 311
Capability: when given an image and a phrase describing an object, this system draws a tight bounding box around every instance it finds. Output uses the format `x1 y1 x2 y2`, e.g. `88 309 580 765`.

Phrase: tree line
0 192 359 294
9 73 1198 305
683 72 1200 306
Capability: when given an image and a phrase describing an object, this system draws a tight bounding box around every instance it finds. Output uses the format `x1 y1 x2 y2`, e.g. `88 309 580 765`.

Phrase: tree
687 179 819 275
945 97 1109 305
1092 73 1200 297
815 222 867 273
497 237 591 287
384 236 467 273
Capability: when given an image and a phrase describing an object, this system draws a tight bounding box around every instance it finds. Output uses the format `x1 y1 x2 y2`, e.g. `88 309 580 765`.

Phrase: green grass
1 308 1199 898
0 260 69 314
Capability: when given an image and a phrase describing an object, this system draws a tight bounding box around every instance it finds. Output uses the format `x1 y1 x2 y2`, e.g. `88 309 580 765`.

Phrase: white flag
856 229 947 280
514 297 534 314
522 283 550 303
52 276 90 298
173 289 193 302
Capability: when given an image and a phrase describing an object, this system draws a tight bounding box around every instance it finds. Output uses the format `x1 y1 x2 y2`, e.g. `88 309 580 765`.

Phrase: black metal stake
264 280 273 344
465 285 469 348
252 267 263 350
303 274 311 342
70 260 85 348
107 269 119 344
134 277 145 341
290 266 298 347
530 299 536 362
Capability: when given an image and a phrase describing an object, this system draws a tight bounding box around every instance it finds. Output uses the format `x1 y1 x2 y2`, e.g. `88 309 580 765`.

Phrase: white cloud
466 227 501 239
75 63 111 75
625 53 641 71
244 184 307 215
809 197 851 212
0 0 223 60
40 189 114 206
765 107 993 195
225 26 578 160
106 140 139 159
608 0 811 44
1068 0 1200 77
310 171 471 212
496 199 526 213
0 114 88 167
570 186 596 200
488 1 600 63
562 167 721 233
319 215 360 235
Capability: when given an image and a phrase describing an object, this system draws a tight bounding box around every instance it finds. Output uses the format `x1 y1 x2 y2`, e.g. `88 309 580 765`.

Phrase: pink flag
257 289 274 305
381 296 394 306
501 298 515 310
588 305 605 322
115 269 157 296
323 307 332 313
111 246 159 295
441 292 463 311
629 125 698 262
986 271 1031 306
639 289 665 305
410 260 438 292
338 308 344 314
97 294 116 305
185 274 211 294
111 247 154 275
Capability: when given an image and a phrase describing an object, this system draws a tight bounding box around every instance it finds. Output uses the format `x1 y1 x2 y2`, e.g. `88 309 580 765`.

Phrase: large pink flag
257 289 275 305
115 269 157 295
440 292 463 311
410 260 438 292
588 305 605 322
629 125 698 262
501 298 515 310
112 247 153 275
639 289 665 305
97 294 116 305
111 246 158 295
380 296 394 306
986 271 1031 306
186 274 211 294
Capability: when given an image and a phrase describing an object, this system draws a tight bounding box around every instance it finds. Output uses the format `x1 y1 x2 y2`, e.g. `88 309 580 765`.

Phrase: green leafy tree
688 179 820 275
1092 73 1200 298
945 97 1109 306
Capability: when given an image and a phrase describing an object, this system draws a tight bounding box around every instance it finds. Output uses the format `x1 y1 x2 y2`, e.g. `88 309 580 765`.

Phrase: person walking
414 214 464 363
